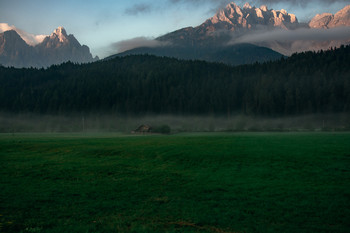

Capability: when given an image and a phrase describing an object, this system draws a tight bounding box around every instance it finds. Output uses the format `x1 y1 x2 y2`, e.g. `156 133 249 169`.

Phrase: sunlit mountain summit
113 2 350 63
0 25 98 68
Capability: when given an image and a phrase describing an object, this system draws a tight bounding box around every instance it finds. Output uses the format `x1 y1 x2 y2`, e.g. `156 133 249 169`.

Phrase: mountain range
112 2 350 64
1 2 350 68
0 25 98 68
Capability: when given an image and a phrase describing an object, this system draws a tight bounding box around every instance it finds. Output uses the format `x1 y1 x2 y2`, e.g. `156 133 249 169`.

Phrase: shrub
154 125 171 134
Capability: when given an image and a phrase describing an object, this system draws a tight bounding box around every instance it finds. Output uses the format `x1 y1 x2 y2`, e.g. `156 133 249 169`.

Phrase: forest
0 45 349 116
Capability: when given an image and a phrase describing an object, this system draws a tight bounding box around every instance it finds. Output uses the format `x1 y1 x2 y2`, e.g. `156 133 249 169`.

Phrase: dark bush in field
153 124 171 134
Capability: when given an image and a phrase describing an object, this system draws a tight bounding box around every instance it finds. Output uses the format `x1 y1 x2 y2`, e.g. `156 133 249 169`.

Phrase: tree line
0 45 349 116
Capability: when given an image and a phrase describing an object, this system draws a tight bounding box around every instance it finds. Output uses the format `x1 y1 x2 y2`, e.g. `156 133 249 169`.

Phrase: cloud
232 27 350 44
168 0 229 12
246 0 348 5
230 26 350 55
123 0 349 17
169 0 227 6
124 3 152 15
111 37 170 53
123 0 226 16
0 23 13 32
169 0 348 6
165 0 350 17
0 23 47 46
168 0 349 13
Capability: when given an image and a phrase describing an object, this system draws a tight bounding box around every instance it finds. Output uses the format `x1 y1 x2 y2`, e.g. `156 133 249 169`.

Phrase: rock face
36 27 98 66
158 2 299 47
115 2 350 63
0 30 37 67
157 3 350 56
309 13 335 29
113 2 299 64
310 5 350 28
206 3 298 31
272 5 350 55
0 23 46 46
0 26 98 68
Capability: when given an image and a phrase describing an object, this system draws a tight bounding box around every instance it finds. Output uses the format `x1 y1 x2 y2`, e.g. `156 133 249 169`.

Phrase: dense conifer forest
0 45 349 116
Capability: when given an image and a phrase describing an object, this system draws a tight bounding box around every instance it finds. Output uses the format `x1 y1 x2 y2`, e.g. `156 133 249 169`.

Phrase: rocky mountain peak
309 4 350 28
332 5 350 27
260 5 268 12
0 30 36 67
335 5 350 17
50 26 68 43
0 30 27 54
243 2 252 9
226 2 239 9
207 2 298 31
309 13 334 28
0 25 98 67
158 2 301 47
0 23 47 46
54 26 67 35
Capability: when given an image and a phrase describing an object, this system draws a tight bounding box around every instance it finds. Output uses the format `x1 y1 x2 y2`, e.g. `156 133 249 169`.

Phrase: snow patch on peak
227 2 238 8
260 5 268 12
280 9 287 15
255 8 264 18
226 2 242 13
51 26 68 43
289 13 297 23
243 2 252 9
54 26 67 35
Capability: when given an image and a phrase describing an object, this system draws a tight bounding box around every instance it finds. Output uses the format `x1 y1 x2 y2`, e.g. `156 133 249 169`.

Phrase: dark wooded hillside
0 45 349 116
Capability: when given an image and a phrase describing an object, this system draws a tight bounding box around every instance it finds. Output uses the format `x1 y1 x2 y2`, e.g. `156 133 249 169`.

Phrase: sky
0 0 349 58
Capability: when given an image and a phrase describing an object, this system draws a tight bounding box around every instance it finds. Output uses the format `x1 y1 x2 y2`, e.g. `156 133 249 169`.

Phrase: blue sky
1 0 348 58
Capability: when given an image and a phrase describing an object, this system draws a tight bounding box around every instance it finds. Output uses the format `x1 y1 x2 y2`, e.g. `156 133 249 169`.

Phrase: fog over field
1 113 349 133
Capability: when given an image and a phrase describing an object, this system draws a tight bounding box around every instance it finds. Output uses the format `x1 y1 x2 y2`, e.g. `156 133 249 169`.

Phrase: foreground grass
0 132 349 233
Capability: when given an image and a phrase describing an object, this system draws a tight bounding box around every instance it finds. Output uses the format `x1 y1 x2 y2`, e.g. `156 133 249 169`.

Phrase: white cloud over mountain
232 27 350 44
0 23 47 46
112 37 169 53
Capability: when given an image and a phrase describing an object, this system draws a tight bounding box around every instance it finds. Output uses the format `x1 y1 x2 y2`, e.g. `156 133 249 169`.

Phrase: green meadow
0 133 349 232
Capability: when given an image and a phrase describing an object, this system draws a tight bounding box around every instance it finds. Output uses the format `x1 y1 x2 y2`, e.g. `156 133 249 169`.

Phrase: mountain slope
112 2 302 65
0 30 38 67
158 2 300 47
0 26 98 68
114 2 350 61
36 27 98 66
0 23 46 46
114 43 284 66
249 4 350 55
310 5 350 28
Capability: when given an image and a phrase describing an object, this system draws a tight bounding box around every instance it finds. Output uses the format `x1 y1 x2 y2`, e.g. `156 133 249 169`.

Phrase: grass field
0 132 349 232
